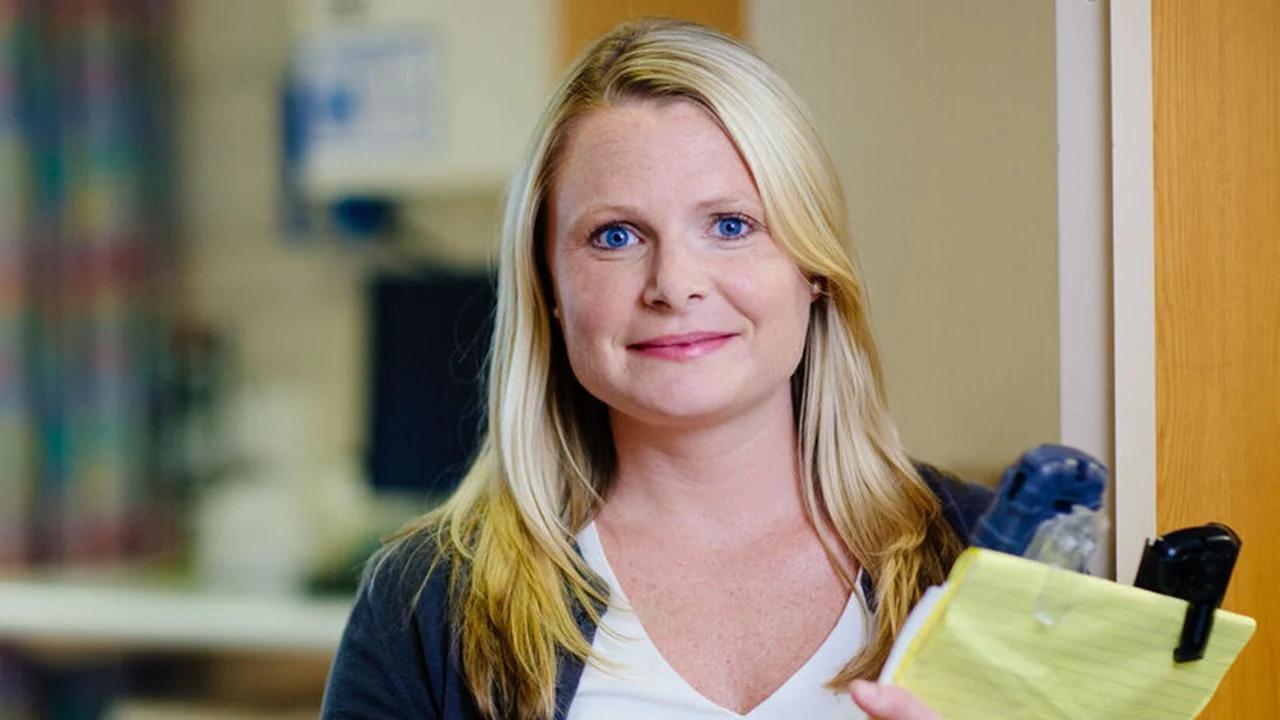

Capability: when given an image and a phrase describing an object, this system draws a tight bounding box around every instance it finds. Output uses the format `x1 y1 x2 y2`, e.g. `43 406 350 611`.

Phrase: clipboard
879 548 1256 720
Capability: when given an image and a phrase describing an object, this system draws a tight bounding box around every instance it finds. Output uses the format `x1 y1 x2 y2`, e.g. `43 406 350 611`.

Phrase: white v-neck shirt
567 522 869 719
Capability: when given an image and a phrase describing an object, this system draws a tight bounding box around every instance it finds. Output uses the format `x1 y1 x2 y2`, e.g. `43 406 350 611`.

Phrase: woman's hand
850 680 942 720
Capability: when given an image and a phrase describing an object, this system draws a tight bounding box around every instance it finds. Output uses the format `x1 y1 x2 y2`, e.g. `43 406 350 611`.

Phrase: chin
610 382 753 427
583 364 793 428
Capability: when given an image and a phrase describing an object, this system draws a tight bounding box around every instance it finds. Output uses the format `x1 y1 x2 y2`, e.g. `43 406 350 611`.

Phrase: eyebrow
566 203 644 230
693 196 761 213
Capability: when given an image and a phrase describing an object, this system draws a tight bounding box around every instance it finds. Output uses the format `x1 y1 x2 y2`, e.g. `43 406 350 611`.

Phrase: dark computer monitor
365 269 495 496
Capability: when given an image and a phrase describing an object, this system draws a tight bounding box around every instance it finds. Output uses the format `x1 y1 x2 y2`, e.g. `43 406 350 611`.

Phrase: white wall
749 0 1061 482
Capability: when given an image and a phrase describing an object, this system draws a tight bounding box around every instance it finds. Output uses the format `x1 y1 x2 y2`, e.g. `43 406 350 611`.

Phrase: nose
641 238 709 311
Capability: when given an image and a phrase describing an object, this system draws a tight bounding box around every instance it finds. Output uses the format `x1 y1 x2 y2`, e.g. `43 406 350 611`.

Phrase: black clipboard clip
1133 523 1242 663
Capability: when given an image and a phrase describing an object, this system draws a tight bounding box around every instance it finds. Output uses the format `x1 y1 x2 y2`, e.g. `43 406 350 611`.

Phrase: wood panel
558 0 742 68
1153 0 1280 716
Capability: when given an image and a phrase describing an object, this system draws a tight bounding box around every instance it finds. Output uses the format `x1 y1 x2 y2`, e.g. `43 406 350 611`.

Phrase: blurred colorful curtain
0 0 173 569
0 0 32 568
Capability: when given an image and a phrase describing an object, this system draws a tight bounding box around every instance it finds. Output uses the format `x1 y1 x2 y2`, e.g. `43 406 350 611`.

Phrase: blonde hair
378 18 963 719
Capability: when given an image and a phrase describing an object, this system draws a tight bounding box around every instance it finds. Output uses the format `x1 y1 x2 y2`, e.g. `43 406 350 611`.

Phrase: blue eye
715 216 751 239
594 225 637 249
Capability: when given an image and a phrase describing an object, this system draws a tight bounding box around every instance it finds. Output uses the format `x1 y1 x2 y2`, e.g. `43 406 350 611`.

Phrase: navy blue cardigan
320 465 993 720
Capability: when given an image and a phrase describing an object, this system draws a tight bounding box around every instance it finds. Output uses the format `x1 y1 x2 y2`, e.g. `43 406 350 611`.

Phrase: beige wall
749 0 1060 483
178 0 359 473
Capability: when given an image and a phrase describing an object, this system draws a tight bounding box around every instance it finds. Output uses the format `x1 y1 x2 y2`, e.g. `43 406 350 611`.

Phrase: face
544 99 816 428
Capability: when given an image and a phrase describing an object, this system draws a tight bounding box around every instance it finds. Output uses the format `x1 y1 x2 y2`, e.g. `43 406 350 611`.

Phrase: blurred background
0 0 1056 717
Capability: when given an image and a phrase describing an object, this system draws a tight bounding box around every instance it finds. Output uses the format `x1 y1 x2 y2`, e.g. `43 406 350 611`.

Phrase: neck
601 385 807 543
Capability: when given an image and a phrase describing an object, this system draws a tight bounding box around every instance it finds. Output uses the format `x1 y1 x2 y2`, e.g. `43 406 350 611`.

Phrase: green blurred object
306 535 383 597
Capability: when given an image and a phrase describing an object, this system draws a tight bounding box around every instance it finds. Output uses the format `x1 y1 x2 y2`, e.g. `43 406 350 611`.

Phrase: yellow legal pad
879 548 1256 720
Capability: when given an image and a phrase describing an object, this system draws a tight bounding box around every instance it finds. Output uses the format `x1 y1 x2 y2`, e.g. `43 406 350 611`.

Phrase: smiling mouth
627 332 738 360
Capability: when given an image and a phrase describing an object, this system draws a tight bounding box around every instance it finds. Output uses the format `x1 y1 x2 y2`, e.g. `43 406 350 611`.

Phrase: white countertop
0 571 354 655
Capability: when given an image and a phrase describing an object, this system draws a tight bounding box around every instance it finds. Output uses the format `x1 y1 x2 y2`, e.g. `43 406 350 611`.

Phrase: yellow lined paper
881 549 1256 720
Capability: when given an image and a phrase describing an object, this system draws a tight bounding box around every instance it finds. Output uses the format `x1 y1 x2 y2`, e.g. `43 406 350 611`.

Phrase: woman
322 18 992 720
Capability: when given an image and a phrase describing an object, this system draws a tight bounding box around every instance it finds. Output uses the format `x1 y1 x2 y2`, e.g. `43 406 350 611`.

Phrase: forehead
549 99 760 207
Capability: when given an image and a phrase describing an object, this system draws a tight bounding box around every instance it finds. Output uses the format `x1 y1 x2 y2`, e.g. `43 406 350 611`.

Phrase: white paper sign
296 25 442 154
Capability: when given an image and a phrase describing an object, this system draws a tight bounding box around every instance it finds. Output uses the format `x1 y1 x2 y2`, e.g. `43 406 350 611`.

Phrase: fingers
849 680 942 720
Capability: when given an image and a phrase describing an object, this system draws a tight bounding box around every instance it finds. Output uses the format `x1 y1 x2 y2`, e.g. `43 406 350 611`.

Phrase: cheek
554 266 630 367
783 283 816 355
557 302 632 406
558 269 619 333
560 308 608 359
728 261 813 333
739 265 814 372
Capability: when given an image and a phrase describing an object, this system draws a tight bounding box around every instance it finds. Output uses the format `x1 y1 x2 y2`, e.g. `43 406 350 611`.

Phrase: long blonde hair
378 18 963 719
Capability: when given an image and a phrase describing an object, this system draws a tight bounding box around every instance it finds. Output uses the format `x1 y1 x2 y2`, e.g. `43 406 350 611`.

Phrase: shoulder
358 529 460 668
912 460 994 543
322 528 466 719
362 530 455 618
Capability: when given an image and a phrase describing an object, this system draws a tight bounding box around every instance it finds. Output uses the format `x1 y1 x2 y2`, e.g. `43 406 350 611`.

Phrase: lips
627 331 738 360
630 331 736 348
